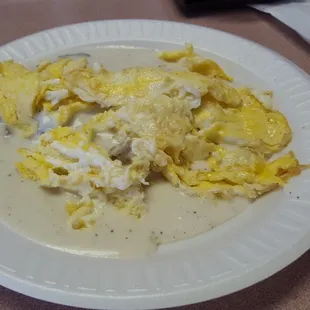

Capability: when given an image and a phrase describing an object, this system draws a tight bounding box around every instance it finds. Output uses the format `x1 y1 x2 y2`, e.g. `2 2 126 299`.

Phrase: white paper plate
1 20 310 310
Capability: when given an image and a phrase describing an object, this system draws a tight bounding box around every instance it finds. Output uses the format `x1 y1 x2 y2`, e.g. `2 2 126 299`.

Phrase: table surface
0 1 310 310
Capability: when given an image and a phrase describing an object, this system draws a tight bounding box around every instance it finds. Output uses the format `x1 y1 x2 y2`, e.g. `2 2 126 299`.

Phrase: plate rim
0 19 310 310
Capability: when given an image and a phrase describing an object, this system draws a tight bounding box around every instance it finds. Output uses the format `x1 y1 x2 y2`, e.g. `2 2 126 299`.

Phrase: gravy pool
0 47 247 258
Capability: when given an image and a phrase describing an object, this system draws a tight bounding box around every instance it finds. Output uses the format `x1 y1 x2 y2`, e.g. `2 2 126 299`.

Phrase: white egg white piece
45 89 69 106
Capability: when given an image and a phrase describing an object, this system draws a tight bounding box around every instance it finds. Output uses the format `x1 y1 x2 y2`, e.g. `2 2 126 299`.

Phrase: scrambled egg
0 61 39 137
0 44 306 230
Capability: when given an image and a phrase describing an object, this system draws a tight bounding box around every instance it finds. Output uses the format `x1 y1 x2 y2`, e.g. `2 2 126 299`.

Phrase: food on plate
0 44 306 232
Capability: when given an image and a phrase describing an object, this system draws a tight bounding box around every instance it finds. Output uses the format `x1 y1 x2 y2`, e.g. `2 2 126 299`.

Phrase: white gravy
0 47 248 258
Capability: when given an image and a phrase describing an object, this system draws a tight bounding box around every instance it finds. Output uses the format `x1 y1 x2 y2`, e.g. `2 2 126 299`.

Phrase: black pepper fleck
8 174 12 177
289 192 292 194
8 213 11 216
173 236 175 239
160 231 163 235
110 229 114 233
193 211 197 214
95 234 98 237
125 237 128 240
4 126 11 137
297 196 300 199
129 229 132 233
